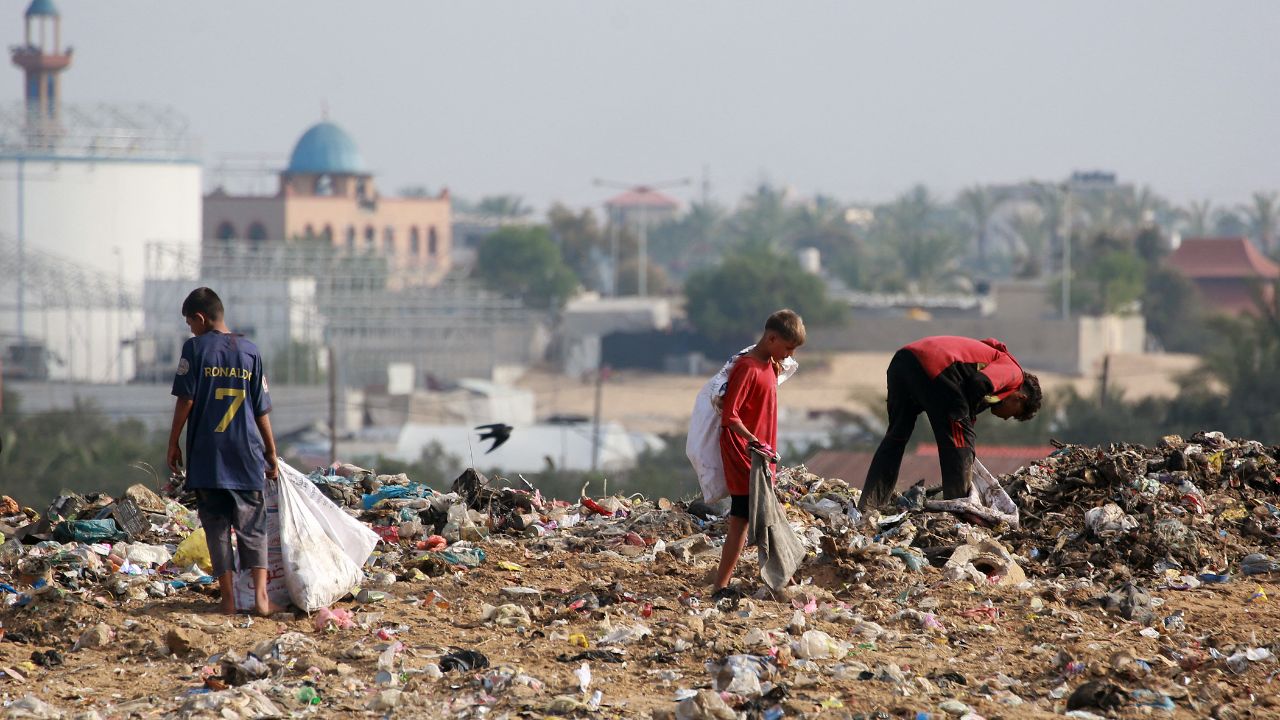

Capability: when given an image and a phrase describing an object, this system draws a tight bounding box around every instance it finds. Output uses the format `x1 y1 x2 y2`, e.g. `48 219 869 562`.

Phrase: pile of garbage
1002 431 1280 585
0 431 1274 719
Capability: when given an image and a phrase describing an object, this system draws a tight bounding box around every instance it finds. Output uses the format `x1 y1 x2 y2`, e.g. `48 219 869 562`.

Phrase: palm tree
730 183 793 251
1184 199 1214 237
1032 183 1067 276
957 185 1004 265
1008 209 1047 278
872 185 962 291
1241 191 1279 255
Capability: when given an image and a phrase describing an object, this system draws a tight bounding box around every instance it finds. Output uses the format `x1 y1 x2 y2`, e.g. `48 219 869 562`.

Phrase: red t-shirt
719 355 778 496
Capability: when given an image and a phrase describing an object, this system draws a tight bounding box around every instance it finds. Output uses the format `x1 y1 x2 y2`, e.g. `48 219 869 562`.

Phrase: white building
0 0 201 381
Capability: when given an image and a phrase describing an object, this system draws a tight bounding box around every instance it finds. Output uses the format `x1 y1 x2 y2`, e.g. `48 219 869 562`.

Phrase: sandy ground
3 521 1276 719
519 352 1204 435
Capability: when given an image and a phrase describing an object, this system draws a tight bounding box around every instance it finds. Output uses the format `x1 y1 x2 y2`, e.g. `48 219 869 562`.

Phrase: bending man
858 336 1042 511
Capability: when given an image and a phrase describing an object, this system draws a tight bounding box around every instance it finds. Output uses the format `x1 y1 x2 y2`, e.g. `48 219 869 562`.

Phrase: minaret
10 0 72 124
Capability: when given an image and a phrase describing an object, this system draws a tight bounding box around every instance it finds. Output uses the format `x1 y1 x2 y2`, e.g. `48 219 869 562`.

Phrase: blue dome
285 122 366 175
26 0 59 17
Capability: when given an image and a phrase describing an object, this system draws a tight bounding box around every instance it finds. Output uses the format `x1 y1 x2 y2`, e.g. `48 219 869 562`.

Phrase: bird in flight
475 423 513 454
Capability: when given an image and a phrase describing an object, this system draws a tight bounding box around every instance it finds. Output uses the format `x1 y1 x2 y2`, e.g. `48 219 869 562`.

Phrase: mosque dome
285 122 366 175
26 0 59 17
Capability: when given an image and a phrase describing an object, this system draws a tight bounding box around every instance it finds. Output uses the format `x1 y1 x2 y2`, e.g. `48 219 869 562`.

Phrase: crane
593 177 691 297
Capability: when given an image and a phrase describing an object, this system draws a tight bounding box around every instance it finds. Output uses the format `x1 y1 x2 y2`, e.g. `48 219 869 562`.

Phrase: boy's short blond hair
765 309 806 345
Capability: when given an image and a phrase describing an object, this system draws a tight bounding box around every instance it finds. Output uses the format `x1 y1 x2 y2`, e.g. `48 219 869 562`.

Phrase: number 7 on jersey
214 387 246 432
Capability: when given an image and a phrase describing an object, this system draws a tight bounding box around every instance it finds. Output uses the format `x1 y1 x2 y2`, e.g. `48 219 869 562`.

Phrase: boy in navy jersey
166 287 279 615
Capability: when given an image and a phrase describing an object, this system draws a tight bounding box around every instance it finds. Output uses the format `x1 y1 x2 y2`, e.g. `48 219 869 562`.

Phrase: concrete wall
806 314 1145 375
7 381 336 435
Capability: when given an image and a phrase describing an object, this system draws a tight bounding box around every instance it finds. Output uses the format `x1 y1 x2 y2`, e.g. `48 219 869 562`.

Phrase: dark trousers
195 489 268 577
859 350 975 511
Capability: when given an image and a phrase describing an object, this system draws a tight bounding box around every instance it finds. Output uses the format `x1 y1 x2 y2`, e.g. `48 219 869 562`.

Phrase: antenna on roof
321 99 329 121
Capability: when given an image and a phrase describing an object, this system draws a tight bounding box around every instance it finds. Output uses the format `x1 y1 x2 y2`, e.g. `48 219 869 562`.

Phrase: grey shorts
195 489 268 576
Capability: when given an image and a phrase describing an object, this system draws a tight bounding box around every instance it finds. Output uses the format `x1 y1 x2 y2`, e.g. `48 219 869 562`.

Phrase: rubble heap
0 431 1275 719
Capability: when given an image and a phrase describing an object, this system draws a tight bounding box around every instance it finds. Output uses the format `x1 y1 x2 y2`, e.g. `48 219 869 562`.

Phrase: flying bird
475 423 513 454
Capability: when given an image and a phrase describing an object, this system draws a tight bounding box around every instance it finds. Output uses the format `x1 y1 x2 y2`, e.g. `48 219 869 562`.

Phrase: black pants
859 349 975 511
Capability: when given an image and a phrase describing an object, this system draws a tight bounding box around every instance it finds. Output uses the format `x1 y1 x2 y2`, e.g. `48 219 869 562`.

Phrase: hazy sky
41 1 1280 210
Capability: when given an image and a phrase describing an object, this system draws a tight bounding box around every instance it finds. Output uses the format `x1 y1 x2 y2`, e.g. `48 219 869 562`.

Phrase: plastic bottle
297 686 321 705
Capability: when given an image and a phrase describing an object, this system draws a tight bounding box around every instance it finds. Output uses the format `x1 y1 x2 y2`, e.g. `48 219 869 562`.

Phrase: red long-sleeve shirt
718 355 777 496
904 336 1025 402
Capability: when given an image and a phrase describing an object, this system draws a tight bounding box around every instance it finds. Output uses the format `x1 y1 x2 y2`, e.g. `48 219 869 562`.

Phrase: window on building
428 226 439 256
364 225 376 249
345 226 356 251
215 221 237 240
409 227 421 255
303 224 315 241
248 222 268 243
323 224 334 243
383 226 395 254
315 174 334 196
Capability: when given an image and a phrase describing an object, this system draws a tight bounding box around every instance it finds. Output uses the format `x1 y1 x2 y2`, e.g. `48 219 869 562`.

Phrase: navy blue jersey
171 332 272 491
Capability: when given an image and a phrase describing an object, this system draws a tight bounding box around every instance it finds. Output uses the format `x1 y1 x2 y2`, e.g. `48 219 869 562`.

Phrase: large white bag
276 460 381 612
279 461 380 567
923 458 1021 529
686 346 798 503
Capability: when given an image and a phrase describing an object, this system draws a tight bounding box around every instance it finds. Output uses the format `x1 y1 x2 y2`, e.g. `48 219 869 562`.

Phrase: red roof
1168 237 1280 280
804 445 1052 492
604 188 680 209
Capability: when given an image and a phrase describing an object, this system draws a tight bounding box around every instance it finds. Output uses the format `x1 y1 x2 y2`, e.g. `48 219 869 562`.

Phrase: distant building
1167 237 1280 315
604 187 681 227
2 0 201 381
203 121 452 287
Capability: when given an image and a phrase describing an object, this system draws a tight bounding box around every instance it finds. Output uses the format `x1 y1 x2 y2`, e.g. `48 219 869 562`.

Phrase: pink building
203 121 452 286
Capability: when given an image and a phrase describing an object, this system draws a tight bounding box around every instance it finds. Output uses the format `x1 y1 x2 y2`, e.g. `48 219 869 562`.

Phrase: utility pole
16 157 24 342
1099 354 1111 409
327 345 337 466
1061 182 1072 320
590 361 607 472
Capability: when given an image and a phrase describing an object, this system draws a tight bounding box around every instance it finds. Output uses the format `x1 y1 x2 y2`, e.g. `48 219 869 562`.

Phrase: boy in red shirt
712 309 806 596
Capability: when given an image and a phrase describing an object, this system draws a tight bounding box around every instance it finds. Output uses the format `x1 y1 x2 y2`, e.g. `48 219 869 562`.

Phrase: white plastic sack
276 460 381 612
686 346 798 503
924 458 1020 528
279 460 380 567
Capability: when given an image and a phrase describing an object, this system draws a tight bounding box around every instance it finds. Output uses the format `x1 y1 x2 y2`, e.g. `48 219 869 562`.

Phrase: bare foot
220 598 237 615
254 600 287 617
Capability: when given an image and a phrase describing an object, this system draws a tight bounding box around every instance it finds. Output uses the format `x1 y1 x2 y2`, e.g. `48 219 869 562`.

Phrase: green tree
1078 247 1146 315
476 195 533 218
0 399 169 509
1143 266 1208 352
730 183 794 251
685 247 845 345
956 185 1004 265
1241 191 1279 255
1183 199 1214 237
474 226 579 310
548 203 607 290
1181 282 1280 439
646 200 730 278
867 185 965 292
1009 209 1048 278
1213 208 1248 237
